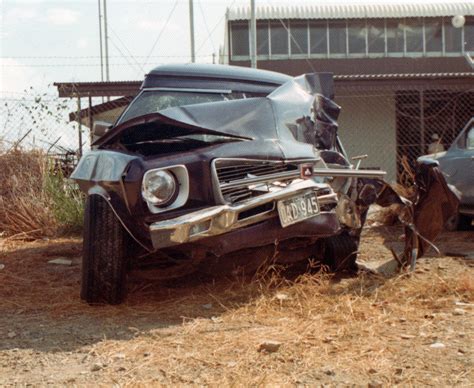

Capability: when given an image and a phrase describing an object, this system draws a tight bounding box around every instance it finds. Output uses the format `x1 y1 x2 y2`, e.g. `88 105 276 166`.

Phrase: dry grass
0 148 83 239
0 227 472 386
0 149 58 238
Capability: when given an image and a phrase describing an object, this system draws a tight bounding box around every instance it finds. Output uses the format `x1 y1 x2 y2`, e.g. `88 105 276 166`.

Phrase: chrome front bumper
149 179 338 250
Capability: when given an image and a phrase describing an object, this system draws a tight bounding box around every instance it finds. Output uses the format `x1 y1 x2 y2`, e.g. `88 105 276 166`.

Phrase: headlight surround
142 169 178 207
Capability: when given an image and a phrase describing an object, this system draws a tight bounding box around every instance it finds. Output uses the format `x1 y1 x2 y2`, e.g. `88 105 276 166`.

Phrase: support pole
98 0 104 82
103 0 110 82
189 0 195 62
250 0 257 68
88 94 93 145
77 95 83 158
420 89 425 154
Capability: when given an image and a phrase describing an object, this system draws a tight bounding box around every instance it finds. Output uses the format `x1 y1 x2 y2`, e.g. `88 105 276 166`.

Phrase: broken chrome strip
220 168 386 190
149 179 337 250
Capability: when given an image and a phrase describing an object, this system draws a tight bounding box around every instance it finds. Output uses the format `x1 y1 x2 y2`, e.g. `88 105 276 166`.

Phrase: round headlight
142 170 177 206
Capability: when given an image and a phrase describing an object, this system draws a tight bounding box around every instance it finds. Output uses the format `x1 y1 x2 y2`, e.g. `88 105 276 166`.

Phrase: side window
467 127 474 150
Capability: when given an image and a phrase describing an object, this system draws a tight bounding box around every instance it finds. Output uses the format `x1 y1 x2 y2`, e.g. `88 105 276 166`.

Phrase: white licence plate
277 192 320 228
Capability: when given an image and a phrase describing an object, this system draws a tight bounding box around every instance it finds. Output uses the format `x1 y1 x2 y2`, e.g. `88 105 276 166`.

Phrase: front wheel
323 232 359 272
81 195 129 305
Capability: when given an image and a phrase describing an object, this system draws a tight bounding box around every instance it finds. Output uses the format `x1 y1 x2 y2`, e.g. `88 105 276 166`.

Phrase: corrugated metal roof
334 72 474 80
228 2 474 21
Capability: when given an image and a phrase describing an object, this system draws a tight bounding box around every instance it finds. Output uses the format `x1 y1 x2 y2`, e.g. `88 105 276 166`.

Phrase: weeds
43 166 84 234
0 148 83 239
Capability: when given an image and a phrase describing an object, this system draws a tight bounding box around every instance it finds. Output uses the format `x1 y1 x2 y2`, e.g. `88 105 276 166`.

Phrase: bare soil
0 226 472 386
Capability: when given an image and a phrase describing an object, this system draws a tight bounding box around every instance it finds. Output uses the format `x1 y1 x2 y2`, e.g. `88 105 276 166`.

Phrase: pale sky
0 0 453 96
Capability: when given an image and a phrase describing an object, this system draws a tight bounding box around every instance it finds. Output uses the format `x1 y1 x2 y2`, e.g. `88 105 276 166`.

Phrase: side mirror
92 121 112 140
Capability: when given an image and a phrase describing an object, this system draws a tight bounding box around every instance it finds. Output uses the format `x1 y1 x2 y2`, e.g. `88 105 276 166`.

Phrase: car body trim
149 179 338 250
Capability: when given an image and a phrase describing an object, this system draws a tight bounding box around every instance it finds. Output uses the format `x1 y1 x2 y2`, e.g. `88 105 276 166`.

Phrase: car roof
147 63 291 85
142 64 292 94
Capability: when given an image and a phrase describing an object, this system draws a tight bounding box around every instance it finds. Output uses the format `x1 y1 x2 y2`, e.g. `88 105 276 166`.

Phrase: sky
1 0 241 96
0 0 448 96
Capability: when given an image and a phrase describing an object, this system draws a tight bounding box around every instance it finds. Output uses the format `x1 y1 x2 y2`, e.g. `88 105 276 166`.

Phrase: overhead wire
108 36 142 73
195 0 237 55
197 0 216 55
106 23 146 74
141 0 180 76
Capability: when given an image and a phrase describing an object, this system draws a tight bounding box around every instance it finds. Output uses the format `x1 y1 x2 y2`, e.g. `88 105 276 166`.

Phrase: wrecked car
419 118 474 231
72 64 458 305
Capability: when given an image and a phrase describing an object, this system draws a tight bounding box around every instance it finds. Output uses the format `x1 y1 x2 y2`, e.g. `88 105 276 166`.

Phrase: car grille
214 159 299 203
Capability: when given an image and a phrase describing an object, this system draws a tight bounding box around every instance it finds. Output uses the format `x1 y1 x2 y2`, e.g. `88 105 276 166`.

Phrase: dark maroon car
72 64 456 304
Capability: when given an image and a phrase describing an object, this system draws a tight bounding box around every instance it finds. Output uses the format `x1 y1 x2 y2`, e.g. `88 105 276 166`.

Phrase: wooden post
88 93 93 146
77 94 83 157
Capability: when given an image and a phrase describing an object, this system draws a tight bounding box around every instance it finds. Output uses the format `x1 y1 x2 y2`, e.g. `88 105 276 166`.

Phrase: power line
195 0 236 54
108 36 143 74
197 0 216 54
107 23 146 75
141 0 180 77
2 59 215 67
1 55 209 59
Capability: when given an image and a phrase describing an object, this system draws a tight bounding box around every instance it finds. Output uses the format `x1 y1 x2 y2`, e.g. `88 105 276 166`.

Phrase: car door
441 120 474 211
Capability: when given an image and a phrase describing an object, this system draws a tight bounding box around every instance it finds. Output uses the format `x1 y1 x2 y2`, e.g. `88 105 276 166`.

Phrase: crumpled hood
94 73 341 160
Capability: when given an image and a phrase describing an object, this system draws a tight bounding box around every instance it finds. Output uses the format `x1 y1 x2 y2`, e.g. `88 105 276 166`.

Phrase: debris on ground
258 340 282 353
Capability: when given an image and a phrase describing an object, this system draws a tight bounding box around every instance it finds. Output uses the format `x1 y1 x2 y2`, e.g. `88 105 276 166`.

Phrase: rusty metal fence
1 84 473 183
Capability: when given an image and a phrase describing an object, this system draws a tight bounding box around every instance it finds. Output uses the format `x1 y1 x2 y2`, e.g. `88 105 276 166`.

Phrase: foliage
43 164 84 234
0 148 83 239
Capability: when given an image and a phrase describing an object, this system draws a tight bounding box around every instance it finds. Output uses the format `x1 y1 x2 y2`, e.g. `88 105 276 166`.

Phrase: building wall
229 57 472 76
336 92 397 182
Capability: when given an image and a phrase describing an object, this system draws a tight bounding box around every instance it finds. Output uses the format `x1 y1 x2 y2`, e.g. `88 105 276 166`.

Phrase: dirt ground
0 226 472 386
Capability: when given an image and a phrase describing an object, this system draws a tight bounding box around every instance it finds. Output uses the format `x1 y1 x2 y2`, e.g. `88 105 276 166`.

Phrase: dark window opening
425 18 442 52
329 20 347 54
387 20 404 53
465 16 474 52
231 22 249 56
444 19 462 52
290 20 308 55
257 21 269 55
406 18 423 52
270 20 289 55
368 19 385 53
310 21 328 54
348 20 367 54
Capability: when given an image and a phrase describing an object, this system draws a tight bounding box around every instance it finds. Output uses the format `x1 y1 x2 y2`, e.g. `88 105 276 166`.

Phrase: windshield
117 90 253 125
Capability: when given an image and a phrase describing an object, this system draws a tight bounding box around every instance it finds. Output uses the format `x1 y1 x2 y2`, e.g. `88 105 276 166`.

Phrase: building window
270 21 288 55
229 17 469 60
444 18 462 52
290 20 308 55
256 21 269 55
329 20 347 55
386 20 404 53
406 18 424 52
348 20 367 54
310 21 328 54
465 17 474 52
231 22 249 56
425 18 442 52
367 19 385 53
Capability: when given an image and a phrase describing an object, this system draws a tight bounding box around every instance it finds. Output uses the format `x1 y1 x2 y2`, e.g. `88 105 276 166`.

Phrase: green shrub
43 164 84 234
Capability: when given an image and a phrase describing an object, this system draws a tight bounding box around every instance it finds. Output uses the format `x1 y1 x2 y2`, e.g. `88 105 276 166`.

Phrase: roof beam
54 81 141 98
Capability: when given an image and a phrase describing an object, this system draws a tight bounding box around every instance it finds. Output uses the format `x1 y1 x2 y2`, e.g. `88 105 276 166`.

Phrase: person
427 133 445 154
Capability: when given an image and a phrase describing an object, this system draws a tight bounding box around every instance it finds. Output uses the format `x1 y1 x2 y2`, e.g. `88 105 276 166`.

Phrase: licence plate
277 192 320 228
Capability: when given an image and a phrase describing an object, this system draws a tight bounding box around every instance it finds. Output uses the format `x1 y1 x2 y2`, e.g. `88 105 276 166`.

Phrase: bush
0 148 83 239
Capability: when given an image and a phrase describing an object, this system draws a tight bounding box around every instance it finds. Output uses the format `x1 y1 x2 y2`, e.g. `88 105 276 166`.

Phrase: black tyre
81 195 129 305
323 232 359 272
445 213 472 231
